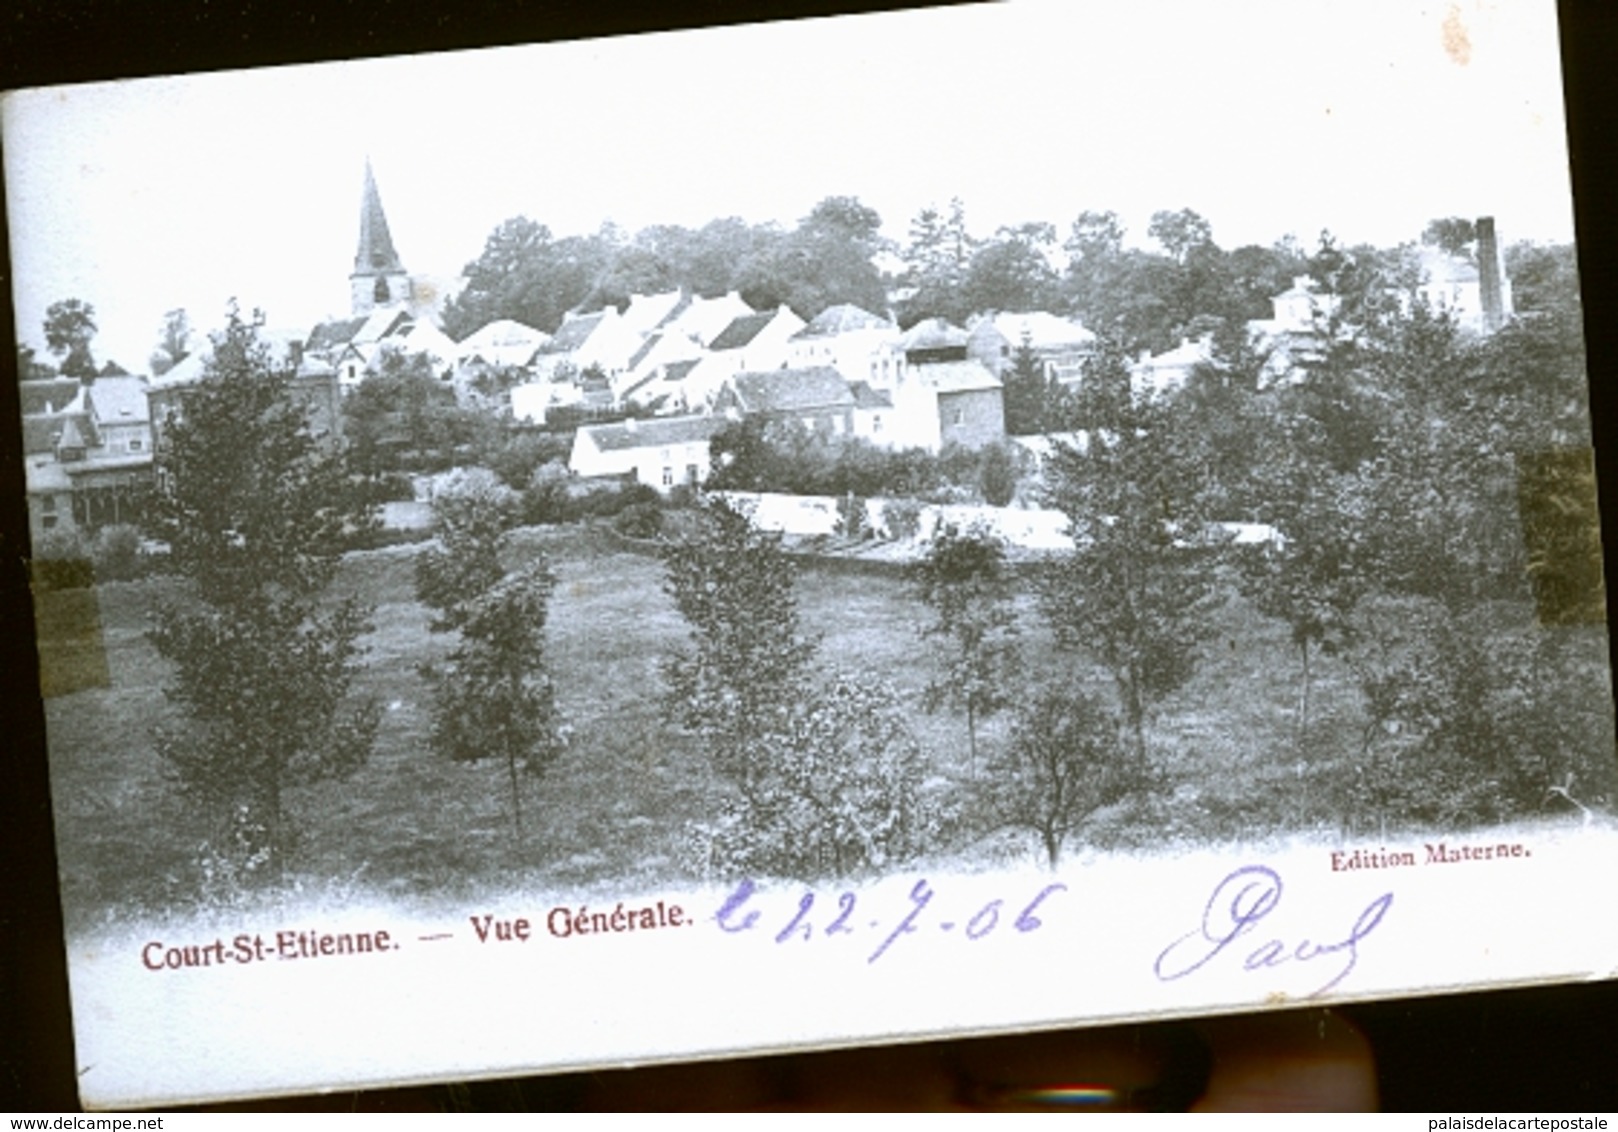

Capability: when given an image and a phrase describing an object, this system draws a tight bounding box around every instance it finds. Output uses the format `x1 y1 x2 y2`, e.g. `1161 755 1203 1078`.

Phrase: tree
44 299 97 368
960 222 1062 317
1147 209 1215 265
342 347 473 474
692 672 936 878
16 344 53 382
1001 334 1062 436
1421 216 1477 260
150 308 191 376
911 522 1022 773
147 307 379 879
983 688 1131 866
660 498 817 785
416 469 563 835
899 198 975 326
664 500 937 879
1037 345 1219 759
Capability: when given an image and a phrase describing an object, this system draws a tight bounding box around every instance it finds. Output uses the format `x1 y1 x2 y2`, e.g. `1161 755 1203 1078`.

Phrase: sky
2 0 1578 372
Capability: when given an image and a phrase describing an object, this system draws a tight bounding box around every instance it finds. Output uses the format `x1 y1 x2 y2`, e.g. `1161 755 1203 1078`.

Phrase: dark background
3 0 1616 1111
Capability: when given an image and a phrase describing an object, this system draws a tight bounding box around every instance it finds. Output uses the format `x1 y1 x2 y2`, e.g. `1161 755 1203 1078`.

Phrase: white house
677 305 806 409
568 413 730 492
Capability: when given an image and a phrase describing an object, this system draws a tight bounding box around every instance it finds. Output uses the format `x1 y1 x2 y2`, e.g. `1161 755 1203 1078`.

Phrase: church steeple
349 159 410 316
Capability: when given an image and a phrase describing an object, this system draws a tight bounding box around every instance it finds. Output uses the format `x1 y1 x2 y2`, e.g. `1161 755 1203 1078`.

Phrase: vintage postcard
5 0 1615 1109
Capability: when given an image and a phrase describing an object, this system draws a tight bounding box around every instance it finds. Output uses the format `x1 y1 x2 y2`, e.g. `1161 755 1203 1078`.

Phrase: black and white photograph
5 0 1616 1109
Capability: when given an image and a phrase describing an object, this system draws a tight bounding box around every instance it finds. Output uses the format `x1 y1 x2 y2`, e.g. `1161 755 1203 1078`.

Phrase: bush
880 497 924 541
613 501 664 539
688 673 940 880
979 443 1019 507
92 524 146 581
835 493 872 540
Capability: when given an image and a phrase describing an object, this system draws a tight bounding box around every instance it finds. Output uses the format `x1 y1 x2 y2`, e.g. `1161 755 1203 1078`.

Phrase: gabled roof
85 375 149 425
709 311 778 352
847 380 894 410
973 311 1096 351
900 317 969 353
626 332 663 374
23 412 92 455
307 316 368 354
351 307 410 345
911 359 1001 394
543 310 608 354
579 414 728 453
792 303 890 340
726 366 855 414
56 415 88 451
19 379 83 417
620 290 686 336
663 358 701 384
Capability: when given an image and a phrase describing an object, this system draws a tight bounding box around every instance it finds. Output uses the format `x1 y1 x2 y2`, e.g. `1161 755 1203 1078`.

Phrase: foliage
835 492 872 540
18 343 55 381
960 222 1062 317
146 307 379 878
911 522 1022 770
660 498 817 782
1000 336 1064 437
44 298 97 372
981 688 1133 867
613 500 664 540
343 347 478 474
900 198 975 326
880 497 924 541
690 673 938 880
734 196 889 317
978 442 1019 506
1345 600 1614 832
416 468 564 834
1038 347 1219 757
150 308 191 376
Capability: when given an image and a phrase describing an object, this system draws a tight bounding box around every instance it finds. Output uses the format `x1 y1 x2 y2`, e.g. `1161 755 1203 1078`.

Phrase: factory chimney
1476 216 1505 333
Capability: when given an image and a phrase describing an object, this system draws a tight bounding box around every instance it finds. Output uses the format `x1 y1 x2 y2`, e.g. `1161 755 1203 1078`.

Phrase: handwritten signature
715 878 1067 964
1154 865 1393 997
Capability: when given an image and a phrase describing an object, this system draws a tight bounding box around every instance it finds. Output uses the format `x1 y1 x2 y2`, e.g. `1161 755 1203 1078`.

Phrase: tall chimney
1476 216 1504 332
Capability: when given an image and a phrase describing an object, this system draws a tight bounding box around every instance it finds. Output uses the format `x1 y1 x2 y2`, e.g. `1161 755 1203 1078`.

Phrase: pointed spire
354 159 404 277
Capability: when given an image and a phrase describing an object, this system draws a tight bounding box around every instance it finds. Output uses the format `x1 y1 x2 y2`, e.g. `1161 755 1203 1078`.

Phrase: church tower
349 159 411 317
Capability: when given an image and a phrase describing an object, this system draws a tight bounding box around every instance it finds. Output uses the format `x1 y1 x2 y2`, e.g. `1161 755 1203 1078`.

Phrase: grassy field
37 523 1614 929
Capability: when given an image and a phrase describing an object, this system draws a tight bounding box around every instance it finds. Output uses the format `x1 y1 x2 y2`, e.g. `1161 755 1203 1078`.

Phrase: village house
676 305 807 410
714 366 860 438
531 306 645 384
568 413 729 493
785 303 902 384
885 319 1006 452
965 311 1096 386
22 373 155 542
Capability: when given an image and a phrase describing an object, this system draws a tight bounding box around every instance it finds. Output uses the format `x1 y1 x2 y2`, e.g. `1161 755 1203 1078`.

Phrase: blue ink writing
712 878 1067 962
1154 865 1393 997
869 878 934 963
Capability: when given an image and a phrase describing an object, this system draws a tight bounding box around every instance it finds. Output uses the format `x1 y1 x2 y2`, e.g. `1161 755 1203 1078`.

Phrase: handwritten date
715 878 1067 963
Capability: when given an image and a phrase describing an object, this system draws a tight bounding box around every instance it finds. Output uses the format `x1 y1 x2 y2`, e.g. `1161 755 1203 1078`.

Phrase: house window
872 415 882 433
128 438 143 451
685 463 699 484
952 407 965 426
662 466 674 487
41 495 56 513
42 514 57 530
